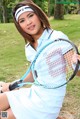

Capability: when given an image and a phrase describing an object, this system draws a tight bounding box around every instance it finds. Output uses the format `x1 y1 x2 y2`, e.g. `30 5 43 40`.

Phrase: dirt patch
58 111 74 119
58 93 80 119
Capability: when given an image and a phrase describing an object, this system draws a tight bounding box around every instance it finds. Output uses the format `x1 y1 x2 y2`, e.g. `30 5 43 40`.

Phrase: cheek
20 24 27 33
35 18 42 28
37 21 42 30
20 24 25 30
34 15 41 25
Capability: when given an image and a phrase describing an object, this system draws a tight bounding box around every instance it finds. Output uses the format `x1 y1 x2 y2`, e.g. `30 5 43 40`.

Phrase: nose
26 19 31 26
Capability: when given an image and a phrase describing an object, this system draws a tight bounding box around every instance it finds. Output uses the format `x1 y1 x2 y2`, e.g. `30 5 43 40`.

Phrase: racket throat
34 70 38 78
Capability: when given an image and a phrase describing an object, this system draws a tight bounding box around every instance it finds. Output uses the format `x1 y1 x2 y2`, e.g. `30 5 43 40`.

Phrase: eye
28 13 34 18
19 19 25 23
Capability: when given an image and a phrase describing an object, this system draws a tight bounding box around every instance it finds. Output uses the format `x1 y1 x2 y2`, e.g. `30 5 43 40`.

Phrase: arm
64 50 80 76
1 71 34 92
8 71 34 90
23 71 34 83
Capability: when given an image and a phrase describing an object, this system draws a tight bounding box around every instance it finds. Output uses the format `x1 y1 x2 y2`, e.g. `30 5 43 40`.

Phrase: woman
0 1 80 119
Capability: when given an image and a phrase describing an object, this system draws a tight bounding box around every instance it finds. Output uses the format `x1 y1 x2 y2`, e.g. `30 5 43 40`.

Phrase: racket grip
9 82 19 91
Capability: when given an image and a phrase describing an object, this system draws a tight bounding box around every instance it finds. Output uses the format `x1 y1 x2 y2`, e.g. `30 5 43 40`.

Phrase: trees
54 0 80 20
54 0 64 20
33 0 54 17
0 0 8 23
78 0 80 9
0 0 21 23
0 0 80 23
0 0 11 23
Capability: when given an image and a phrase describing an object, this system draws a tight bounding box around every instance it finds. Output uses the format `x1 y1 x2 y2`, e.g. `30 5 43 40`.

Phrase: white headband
15 6 33 22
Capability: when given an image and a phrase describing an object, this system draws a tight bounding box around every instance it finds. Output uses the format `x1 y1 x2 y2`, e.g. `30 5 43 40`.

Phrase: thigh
0 93 10 111
0 108 16 119
7 108 16 119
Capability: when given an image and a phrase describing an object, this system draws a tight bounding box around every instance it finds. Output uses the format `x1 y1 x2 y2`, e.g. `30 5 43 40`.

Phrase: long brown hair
13 0 51 44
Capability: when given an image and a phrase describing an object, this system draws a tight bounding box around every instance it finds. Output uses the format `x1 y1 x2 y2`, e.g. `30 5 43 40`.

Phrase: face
18 11 43 40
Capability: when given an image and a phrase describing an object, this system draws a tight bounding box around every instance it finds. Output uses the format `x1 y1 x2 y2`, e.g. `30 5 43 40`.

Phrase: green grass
0 23 29 82
49 14 80 44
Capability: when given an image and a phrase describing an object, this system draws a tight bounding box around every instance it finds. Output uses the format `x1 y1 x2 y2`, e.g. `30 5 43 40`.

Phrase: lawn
0 14 80 119
0 23 28 82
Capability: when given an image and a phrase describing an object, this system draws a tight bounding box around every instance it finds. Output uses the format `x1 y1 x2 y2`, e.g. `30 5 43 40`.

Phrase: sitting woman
0 0 80 119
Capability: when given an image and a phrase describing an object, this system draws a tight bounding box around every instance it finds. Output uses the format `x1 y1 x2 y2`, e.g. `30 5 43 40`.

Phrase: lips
28 25 35 30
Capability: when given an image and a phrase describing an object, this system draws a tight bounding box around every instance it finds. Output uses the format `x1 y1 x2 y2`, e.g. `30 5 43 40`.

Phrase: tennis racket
9 38 80 90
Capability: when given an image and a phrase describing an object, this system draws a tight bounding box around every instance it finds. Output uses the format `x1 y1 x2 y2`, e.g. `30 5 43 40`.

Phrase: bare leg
7 108 16 119
0 108 16 119
0 93 10 111
0 93 16 119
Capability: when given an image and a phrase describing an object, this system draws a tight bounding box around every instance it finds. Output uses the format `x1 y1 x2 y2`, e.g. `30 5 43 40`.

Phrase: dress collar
25 28 53 51
37 29 53 50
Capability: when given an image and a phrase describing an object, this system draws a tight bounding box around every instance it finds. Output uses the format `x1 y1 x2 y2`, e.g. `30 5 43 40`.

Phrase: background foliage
0 0 80 22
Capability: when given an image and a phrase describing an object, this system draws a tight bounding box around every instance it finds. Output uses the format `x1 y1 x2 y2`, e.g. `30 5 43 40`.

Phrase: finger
72 53 77 63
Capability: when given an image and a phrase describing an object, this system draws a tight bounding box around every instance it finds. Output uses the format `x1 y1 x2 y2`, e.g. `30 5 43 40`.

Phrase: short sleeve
50 30 72 54
51 30 69 41
54 40 73 55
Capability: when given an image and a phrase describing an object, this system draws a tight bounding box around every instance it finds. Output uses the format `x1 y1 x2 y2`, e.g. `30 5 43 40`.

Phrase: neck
32 28 44 41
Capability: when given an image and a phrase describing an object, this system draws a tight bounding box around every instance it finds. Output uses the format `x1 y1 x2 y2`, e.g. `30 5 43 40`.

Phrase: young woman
0 1 80 119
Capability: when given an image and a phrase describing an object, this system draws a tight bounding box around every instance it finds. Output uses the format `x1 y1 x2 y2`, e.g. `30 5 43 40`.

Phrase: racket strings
64 49 78 80
32 40 79 88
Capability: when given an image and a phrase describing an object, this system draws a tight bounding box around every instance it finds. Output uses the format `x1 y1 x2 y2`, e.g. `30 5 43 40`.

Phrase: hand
0 82 11 93
72 53 80 64
72 53 80 76
0 81 5 93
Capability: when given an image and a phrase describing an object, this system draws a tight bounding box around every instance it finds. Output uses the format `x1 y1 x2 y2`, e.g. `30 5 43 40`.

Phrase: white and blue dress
5 29 71 119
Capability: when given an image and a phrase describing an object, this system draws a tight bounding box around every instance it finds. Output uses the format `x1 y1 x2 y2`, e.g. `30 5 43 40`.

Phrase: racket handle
9 82 19 91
